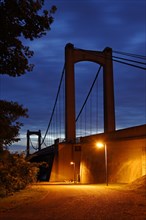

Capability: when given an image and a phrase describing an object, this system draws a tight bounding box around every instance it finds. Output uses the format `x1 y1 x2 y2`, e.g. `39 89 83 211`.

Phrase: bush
0 150 39 197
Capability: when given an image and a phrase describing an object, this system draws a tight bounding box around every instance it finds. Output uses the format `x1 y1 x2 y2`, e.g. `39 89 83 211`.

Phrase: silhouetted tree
0 0 57 76
0 100 28 150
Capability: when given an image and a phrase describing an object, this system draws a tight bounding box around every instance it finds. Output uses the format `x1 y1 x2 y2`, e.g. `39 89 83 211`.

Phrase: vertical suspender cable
76 65 102 122
41 64 65 146
96 76 98 133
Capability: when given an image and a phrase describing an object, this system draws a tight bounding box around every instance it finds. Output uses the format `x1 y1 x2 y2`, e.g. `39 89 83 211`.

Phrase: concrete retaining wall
80 138 146 183
50 125 146 183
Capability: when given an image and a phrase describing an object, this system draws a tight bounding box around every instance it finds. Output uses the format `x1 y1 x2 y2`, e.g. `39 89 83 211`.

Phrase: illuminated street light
96 142 108 186
70 161 75 183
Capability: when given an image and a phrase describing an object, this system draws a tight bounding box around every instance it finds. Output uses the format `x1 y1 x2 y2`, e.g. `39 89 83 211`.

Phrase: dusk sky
1 0 146 152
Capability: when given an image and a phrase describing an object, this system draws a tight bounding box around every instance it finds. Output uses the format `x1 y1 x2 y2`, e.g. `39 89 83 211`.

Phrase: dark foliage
0 0 57 76
0 100 28 149
0 150 40 197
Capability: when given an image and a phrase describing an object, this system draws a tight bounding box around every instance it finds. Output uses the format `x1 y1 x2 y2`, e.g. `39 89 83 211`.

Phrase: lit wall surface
50 125 146 183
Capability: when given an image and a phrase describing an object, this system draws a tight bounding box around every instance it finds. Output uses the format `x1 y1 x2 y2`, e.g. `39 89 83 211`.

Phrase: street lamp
70 161 75 183
96 142 108 186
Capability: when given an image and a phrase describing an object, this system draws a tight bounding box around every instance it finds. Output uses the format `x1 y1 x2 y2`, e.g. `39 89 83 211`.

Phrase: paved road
0 183 146 220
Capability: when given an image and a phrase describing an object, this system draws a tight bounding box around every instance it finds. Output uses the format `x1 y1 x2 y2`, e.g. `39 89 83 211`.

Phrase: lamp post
96 142 108 186
70 161 75 183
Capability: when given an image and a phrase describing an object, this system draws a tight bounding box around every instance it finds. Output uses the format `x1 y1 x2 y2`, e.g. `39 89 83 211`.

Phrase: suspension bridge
27 43 146 183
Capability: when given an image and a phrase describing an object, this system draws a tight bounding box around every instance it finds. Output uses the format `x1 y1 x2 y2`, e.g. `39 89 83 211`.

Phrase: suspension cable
76 65 102 122
76 47 146 60
112 58 146 70
113 50 146 60
95 75 98 133
41 64 65 145
85 104 87 136
112 55 146 66
43 141 48 147
90 91 92 134
29 137 38 150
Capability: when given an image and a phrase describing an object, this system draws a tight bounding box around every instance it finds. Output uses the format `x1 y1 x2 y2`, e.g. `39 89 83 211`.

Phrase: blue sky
1 0 146 152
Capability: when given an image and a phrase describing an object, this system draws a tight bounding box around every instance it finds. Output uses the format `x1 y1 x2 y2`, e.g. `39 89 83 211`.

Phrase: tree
0 0 57 77
0 100 28 149
0 151 40 197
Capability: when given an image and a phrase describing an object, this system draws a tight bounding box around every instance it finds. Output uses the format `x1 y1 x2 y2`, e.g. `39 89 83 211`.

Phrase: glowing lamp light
96 142 104 148
95 141 108 186
70 161 75 183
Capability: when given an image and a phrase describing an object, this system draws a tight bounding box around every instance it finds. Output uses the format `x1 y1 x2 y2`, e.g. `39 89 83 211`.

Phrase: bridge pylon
65 43 115 141
26 130 41 156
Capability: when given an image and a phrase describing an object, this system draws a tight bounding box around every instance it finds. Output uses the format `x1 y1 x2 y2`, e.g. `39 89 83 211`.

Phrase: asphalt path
0 183 146 220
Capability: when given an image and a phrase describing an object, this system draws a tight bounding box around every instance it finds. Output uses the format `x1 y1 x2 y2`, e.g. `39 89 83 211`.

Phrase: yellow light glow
70 161 74 165
96 142 104 148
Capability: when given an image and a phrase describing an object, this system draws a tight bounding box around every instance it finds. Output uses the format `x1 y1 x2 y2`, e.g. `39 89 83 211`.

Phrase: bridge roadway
0 183 146 220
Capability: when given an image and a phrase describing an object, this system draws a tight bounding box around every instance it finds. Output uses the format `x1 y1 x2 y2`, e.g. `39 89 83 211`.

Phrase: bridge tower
26 130 41 156
65 43 115 142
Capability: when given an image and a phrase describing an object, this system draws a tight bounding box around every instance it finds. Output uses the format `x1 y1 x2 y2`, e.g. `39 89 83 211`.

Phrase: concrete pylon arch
65 43 115 142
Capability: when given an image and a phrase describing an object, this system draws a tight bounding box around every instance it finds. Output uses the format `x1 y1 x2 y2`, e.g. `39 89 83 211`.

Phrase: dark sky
1 0 146 152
